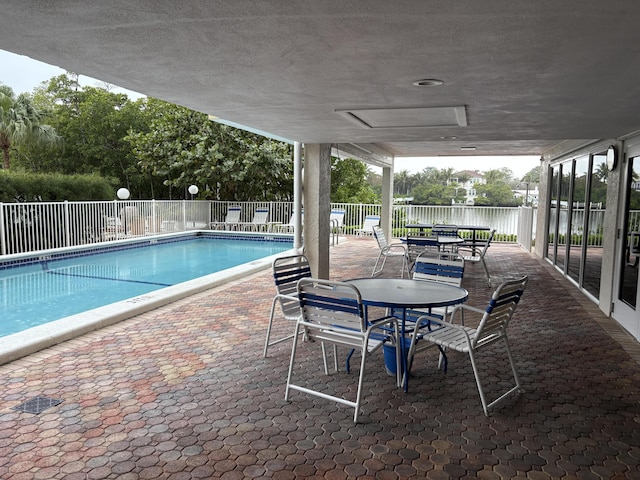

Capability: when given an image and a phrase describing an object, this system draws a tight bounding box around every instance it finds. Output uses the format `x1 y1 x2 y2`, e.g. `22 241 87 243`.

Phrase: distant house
449 170 486 205
513 185 540 206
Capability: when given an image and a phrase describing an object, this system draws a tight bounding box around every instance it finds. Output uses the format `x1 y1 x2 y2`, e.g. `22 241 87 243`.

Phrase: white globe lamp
116 188 130 200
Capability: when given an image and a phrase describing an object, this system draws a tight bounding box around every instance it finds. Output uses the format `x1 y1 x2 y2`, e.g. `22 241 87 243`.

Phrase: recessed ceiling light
440 136 457 140
460 146 477 151
412 79 444 87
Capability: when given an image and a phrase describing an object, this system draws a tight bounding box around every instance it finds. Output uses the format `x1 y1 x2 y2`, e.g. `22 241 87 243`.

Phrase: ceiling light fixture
412 79 444 87
460 146 477 151
440 136 457 140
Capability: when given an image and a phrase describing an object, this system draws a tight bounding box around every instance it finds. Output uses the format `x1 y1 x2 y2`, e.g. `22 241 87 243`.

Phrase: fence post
182 200 187 232
64 200 71 248
0 203 5 255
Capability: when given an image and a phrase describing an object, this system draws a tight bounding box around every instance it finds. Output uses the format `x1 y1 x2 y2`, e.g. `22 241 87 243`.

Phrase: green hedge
0 171 115 202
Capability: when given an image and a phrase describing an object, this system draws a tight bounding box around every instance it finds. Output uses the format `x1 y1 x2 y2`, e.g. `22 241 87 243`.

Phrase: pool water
0 235 291 337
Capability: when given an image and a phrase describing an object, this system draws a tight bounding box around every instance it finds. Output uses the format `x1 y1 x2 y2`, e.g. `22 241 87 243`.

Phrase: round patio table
346 278 468 391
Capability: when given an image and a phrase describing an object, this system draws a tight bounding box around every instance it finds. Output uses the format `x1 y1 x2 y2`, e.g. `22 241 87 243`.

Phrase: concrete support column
381 164 394 239
303 143 331 279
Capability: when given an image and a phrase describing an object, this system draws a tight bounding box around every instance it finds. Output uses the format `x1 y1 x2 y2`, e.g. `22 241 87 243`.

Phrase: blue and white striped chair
285 278 400 423
416 275 528 416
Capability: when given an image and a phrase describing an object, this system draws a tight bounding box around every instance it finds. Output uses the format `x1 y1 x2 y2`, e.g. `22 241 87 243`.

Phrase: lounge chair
210 205 242 230
355 214 380 236
330 209 345 234
241 207 269 231
273 211 303 233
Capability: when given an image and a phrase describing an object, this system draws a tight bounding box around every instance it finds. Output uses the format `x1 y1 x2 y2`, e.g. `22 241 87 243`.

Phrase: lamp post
188 185 198 228
116 188 130 236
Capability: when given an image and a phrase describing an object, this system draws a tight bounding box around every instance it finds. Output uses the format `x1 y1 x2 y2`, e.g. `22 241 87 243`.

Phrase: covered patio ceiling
2 2 640 167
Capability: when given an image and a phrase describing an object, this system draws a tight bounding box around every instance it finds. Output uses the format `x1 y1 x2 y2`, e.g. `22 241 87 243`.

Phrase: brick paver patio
1 237 640 479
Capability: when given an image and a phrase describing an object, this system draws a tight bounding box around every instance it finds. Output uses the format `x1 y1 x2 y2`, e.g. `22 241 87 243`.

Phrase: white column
381 163 394 239
293 141 303 250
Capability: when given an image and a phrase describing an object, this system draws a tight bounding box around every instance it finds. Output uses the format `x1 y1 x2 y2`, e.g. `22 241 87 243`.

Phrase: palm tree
0 85 61 169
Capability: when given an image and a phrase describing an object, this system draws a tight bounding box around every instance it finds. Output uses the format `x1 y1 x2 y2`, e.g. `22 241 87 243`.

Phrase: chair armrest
273 293 301 307
382 244 408 254
416 314 471 338
449 303 485 325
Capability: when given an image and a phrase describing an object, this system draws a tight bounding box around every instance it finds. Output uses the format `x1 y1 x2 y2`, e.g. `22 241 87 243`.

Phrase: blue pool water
0 233 292 337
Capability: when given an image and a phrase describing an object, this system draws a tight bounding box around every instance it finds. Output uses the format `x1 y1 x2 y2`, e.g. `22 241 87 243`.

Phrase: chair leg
285 323 304 402
467 348 490 416
503 335 523 393
480 257 491 286
353 347 369 423
263 299 279 357
469 338 524 416
372 253 386 276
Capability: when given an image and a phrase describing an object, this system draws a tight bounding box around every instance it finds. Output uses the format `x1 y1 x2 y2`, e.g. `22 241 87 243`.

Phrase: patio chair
432 224 460 237
415 275 528 416
406 235 440 267
211 205 242 230
355 214 380 236
371 225 410 278
457 229 495 286
411 251 465 321
241 207 269 231
264 254 312 357
390 252 465 363
285 278 401 423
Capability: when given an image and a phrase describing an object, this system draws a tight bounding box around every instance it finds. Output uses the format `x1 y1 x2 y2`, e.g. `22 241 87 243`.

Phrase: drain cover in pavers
12 396 62 414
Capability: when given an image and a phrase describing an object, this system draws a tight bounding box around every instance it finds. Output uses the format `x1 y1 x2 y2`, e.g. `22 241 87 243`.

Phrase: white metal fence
1 200 538 256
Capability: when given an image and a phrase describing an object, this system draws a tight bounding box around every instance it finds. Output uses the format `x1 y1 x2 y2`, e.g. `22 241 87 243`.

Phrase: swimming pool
0 231 294 364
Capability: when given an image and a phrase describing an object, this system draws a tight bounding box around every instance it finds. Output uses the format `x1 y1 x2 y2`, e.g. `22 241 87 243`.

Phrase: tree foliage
125 98 294 200
0 84 61 170
330 157 378 203
396 165 525 206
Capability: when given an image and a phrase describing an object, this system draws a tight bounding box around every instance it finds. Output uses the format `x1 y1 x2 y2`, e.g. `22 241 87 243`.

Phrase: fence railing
1 200 540 256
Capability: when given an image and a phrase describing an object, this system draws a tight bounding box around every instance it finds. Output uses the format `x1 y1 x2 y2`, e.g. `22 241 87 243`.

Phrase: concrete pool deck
1 237 640 479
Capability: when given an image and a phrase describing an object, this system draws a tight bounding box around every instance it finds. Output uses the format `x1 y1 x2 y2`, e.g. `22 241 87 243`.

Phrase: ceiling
2 1 640 168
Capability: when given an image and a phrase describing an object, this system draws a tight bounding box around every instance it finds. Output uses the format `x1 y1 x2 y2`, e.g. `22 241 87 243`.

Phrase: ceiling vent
336 106 467 129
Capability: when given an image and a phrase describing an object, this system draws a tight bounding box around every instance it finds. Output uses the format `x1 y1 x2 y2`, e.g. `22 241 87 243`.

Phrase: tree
412 183 460 205
330 157 378 203
521 165 541 183
483 167 514 184
0 85 60 170
474 181 520 206
126 98 293 200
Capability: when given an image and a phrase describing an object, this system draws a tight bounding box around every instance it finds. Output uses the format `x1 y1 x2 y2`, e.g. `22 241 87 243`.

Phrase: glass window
546 152 605 300
547 165 560 263
583 152 606 297
567 156 589 284
555 163 572 271
619 157 640 308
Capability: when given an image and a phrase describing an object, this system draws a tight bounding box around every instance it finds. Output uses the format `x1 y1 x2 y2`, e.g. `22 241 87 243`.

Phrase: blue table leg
401 309 409 392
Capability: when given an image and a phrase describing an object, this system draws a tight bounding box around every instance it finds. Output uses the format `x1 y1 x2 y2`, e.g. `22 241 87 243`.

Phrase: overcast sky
2 49 540 179
0 49 143 98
